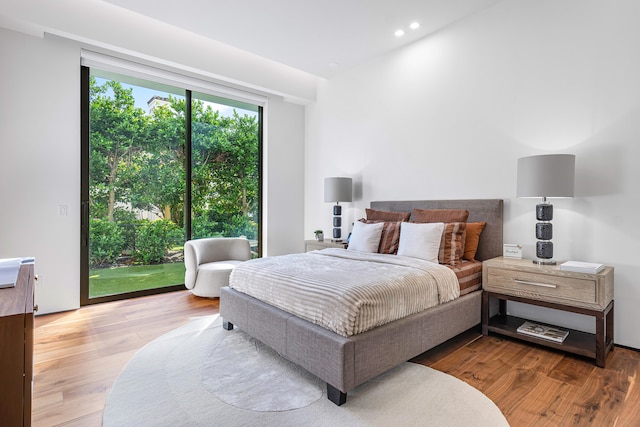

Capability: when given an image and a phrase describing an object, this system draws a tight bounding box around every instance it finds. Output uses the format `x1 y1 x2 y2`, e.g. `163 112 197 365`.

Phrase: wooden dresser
0 261 35 427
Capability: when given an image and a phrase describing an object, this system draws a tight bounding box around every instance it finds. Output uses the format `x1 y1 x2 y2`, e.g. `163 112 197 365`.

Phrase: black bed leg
327 383 347 406
222 319 234 330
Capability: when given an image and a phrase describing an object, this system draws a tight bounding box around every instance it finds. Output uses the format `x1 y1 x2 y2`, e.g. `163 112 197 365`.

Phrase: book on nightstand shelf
516 321 569 343
560 261 605 274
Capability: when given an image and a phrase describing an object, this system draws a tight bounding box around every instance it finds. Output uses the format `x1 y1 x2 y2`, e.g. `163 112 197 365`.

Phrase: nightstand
482 257 614 367
304 240 348 252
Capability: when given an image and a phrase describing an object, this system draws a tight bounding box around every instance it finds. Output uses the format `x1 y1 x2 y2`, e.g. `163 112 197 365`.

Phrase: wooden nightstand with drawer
482 257 614 367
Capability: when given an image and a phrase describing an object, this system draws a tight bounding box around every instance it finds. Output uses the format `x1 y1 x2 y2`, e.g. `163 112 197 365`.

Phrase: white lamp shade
517 154 575 198
324 177 353 203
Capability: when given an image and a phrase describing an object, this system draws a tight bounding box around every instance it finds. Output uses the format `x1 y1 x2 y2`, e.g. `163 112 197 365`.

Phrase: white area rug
103 315 509 426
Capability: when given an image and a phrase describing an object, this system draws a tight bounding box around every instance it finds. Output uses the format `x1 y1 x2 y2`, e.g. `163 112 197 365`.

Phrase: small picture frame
503 244 523 259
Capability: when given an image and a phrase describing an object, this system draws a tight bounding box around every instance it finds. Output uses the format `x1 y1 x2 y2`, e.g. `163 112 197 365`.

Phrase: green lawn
89 262 186 298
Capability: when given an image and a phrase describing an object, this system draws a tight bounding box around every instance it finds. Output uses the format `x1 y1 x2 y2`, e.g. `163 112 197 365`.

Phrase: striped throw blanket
229 248 459 337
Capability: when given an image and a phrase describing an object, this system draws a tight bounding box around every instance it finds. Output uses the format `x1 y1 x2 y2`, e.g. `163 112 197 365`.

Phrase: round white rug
103 315 509 426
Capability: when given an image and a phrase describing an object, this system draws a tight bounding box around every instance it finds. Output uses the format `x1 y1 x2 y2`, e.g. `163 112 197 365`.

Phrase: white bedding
228 248 459 337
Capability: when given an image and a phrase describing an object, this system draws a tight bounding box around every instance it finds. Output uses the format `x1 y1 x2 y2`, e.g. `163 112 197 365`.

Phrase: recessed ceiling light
410 22 420 30
395 29 405 37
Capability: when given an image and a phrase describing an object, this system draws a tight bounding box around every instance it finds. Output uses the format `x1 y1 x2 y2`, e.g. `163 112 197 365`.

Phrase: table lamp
517 154 575 265
324 177 353 240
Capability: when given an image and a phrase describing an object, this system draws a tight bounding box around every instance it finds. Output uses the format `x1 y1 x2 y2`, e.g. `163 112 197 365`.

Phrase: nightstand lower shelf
486 314 597 359
482 291 614 367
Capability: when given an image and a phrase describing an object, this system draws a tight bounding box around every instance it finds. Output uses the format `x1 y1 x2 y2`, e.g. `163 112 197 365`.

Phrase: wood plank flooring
33 291 216 427
33 291 640 426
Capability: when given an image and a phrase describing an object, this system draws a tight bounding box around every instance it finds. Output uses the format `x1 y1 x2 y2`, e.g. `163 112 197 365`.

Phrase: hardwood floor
33 291 640 426
412 332 640 426
33 291 217 427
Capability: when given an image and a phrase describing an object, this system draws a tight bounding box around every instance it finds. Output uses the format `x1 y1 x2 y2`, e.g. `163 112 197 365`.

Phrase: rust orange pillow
463 222 486 261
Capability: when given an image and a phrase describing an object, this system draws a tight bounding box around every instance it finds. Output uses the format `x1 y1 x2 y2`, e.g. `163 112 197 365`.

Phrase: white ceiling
103 0 502 79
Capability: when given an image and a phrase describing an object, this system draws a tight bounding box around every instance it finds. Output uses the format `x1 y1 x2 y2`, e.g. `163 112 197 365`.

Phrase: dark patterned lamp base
534 202 555 265
535 241 556 265
333 203 342 239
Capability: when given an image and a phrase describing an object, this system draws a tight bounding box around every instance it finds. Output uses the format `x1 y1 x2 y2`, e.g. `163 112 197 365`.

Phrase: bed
220 199 503 405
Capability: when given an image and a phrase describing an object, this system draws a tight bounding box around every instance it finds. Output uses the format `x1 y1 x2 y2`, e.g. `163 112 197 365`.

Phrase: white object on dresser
560 260 605 274
0 258 22 288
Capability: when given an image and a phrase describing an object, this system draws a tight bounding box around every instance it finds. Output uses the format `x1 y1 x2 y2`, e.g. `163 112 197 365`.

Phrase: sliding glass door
81 67 261 305
190 92 260 249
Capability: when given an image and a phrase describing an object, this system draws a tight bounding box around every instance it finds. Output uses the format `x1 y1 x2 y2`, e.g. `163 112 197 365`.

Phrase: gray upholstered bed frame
220 199 503 405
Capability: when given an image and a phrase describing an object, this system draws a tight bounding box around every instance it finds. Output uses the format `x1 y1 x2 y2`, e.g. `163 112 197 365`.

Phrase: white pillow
347 221 384 253
397 222 445 263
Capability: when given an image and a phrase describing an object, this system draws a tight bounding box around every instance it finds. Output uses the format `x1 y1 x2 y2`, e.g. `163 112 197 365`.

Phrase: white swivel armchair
184 237 252 297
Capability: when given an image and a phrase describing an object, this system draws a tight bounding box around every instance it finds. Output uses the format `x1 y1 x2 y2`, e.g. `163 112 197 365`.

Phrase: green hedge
90 218 183 266
89 218 125 265
133 219 183 264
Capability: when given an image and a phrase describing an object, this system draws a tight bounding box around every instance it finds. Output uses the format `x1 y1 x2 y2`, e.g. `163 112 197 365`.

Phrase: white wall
0 29 81 314
264 99 306 256
0 27 307 314
306 0 640 348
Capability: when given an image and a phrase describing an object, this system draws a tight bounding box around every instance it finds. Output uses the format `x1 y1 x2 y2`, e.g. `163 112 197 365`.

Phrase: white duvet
228 248 460 337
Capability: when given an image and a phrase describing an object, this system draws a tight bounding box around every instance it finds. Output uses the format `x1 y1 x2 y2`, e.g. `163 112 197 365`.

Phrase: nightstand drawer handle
514 279 557 289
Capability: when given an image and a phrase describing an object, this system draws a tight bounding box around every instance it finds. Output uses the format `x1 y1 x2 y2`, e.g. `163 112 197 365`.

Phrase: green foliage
220 214 258 240
88 76 260 267
191 216 223 240
89 78 153 222
89 218 125 266
112 210 139 255
191 213 257 240
133 219 183 264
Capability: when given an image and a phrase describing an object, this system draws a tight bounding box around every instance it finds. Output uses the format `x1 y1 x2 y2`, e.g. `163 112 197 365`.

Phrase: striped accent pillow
438 222 467 266
361 219 402 254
